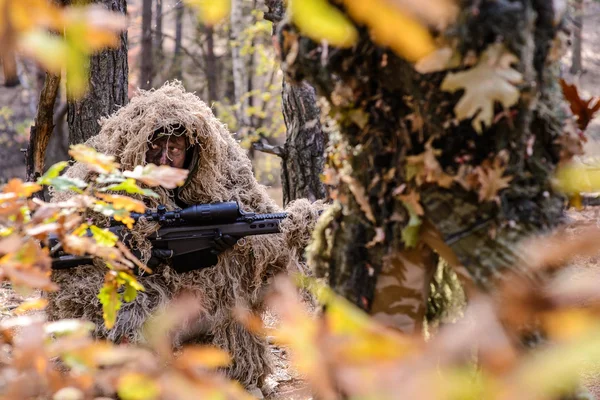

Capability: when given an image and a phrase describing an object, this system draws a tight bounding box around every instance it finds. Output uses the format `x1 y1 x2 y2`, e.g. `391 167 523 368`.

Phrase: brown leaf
397 190 424 215
560 79 600 132
406 139 453 188
340 174 376 223
475 164 512 204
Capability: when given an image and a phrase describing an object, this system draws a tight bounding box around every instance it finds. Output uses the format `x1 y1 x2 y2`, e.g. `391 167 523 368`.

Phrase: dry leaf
366 227 385 248
414 46 459 74
14 298 48 315
176 346 232 369
396 190 424 215
96 193 146 213
441 43 523 133
123 164 189 189
560 79 600 132
405 139 453 188
476 164 512 204
2 179 42 197
340 174 376 223
69 144 119 174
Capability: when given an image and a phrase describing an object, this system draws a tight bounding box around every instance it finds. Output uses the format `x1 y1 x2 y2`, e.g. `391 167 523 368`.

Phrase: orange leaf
2 178 42 197
176 346 232 369
14 298 48 315
96 193 146 213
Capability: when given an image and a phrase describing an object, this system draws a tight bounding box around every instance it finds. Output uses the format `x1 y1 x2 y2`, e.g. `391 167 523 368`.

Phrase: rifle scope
130 202 240 224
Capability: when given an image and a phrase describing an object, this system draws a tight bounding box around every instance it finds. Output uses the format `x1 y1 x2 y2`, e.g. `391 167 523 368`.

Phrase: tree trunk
265 0 326 206
154 0 163 60
67 0 128 145
139 0 153 89
278 1 568 317
204 25 218 104
570 0 583 75
173 2 184 81
230 0 249 132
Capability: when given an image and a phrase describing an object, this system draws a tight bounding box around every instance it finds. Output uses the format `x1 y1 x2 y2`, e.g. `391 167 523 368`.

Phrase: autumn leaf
96 193 146 213
342 0 437 62
69 144 119 174
98 280 121 330
117 372 160 400
415 46 460 74
560 79 600 132
476 164 512 204
2 178 42 197
176 346 232 369
123 164 189 189
397 190 424 216
340 174 376 223
291 0 358 48
101 178 159 198
14 298 48 315
90 225 118 247
441 43 523 133
401 202 422 248
185 0 230 25
405 139 453 188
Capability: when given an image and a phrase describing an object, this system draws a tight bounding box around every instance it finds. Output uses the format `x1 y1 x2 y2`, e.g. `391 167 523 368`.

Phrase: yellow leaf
117 372 160 400
342 0 436 61
123 164 189 189
291 0 358 48
185 0 231 25
554 162 600 196
176 346 232 369
542 309 597 342
98 280 121 330
69 144 119 174
96 193 146 213
441 43 523 133
90 225 118 247
14 298 48 315
17 30 68 74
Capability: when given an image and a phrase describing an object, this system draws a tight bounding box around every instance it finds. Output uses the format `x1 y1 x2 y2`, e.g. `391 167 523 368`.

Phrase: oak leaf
69 144 119 174
476 165 512 204
560 79 600 132
441 43 523 133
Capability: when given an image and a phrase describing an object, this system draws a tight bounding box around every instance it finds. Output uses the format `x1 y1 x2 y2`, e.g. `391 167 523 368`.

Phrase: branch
26 72 61 186
252 136 284 157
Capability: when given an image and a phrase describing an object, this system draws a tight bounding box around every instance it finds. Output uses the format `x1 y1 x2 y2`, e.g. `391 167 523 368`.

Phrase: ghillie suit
46 82 324 388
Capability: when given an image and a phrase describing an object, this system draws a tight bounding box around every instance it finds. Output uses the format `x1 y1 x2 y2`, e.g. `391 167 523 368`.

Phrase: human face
146 134 187 168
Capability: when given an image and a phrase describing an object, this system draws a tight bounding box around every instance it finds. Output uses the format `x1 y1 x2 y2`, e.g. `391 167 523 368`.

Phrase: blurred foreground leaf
291 0 358 48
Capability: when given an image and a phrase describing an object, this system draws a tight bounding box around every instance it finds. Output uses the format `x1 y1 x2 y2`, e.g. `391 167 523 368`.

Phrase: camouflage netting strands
46 81 326 388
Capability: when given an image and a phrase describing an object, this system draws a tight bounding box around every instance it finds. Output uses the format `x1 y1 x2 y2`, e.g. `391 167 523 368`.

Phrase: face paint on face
146 134 188 168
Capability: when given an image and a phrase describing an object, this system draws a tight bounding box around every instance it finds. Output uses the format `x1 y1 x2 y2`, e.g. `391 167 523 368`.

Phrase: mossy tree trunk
277 1 569 311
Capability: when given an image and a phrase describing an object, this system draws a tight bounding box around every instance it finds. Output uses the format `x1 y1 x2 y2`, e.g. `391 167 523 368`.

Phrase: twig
252 136 284 157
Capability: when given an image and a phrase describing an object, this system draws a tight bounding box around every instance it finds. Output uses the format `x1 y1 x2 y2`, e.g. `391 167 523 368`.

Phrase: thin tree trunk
139 0 153 89
264 0 326 206
27 72 61 184
570 0 583 75
2 52 20 87
205 25 218 104
173 1 184 80
67 0 128 145
279 1 566 314
154 0 163 60
230 0 249 132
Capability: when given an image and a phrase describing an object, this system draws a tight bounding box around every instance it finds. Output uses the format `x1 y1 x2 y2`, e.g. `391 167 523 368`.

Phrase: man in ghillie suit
47 81 324 390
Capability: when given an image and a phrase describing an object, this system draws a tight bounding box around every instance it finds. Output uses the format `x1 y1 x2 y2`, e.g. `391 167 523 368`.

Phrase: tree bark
173 1 184 80
279 1 568 311
570 0 583 75
67 0 128 145
265 0 326 206
27 72 61 185
139 0 153 89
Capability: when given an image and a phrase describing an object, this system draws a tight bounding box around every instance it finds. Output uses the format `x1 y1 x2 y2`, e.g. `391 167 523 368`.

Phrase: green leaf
98 283 122 330
123 284 138 303
37 161 68 184
401 204 422 248
47 176 88 193
102 178 159 198
90 225 118 247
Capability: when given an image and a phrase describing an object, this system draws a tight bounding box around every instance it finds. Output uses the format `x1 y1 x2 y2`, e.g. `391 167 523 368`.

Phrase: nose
159 148 169 165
